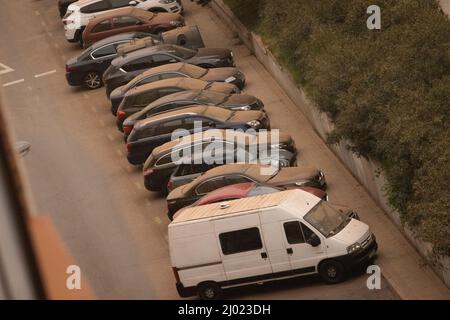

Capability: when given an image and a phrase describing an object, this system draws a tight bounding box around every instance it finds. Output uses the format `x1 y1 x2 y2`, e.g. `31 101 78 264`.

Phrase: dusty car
81 7 184 47
142 129 296 192
172 182 328 220
111 77 240 116
103 44 235 98
166 163 327 219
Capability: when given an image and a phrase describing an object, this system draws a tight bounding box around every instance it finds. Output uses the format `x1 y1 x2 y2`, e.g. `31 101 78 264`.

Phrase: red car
172 182 328 220
82 7 184 47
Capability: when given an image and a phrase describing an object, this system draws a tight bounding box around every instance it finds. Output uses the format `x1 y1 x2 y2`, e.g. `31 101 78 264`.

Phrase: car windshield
303 201 351 238
204 107 233 122
168 47 197 60
179 64 207 78
196 91 228 105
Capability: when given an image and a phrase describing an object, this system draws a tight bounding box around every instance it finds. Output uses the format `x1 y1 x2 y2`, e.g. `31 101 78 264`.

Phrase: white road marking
154 216 162 225
2 79 24 87
34 70 57 78
115 148 124 157
134 182 143 190
82 93 90 99
53 43 60 49
99 119 105 127
35 10 40 16
90 105 98 113
47 32 53 37
106 133 114 141
41 21 47 27
0 62 14 75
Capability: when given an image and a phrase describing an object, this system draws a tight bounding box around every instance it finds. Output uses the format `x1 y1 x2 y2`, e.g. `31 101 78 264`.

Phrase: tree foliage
225 0 450 256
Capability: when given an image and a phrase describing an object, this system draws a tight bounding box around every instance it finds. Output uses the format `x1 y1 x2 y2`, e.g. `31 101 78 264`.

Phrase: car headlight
225 76 236 83
246 120 261 128
295 181 307 186
159 0 175 4
347 242 362 254
169 20 181 26
233 105 251 111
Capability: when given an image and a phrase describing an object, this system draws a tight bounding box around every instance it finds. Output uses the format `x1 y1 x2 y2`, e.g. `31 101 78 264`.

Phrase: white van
168 189 377 299
62 0 183 43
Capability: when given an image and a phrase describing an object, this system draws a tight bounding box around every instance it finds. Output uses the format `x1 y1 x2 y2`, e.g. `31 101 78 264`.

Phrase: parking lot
2 0 448 300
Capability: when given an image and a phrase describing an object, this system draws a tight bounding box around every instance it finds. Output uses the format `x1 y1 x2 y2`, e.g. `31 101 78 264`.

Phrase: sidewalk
185 0 450 299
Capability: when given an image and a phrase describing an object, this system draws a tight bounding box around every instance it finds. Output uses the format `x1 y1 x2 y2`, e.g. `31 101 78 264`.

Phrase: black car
65 32 155 89
116 89 264 131
142 130 297 192
58 0 77 17
126 105 270 165
103 44 235 95
112 77 239 119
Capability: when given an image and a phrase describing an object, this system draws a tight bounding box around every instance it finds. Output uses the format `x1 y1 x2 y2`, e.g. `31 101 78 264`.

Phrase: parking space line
34 70 57 78
0 62 14 75
41 21 47 27
90 105 98 113
98 119 105 127
35 10 40 16
134 182 143 190
154 216 162 225
2 79 25 87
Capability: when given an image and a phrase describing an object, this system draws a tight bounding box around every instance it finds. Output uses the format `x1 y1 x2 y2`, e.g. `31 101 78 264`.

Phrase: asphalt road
0 0 400 299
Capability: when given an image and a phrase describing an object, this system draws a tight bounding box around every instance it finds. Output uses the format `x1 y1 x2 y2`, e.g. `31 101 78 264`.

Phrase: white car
62 0 183 44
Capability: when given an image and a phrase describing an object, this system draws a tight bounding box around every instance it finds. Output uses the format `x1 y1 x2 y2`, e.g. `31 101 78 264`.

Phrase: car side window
195 177 225 195
300 223 315 241
136 75 161 87
137 126 155 139
91 45 116 59
219 227 263 255
149 103 176 116
183 117 209 131
134 91 159 107
152 54 178 66
223 175 252 186
112 16 140 28
81 1 110 13
176 163 211 176
284 221 306 244
156 87 181 98
155 154 172 167
160 72 184 80
160 119 183 135
122 57 154 72
110 0 133 9
92 19 112 33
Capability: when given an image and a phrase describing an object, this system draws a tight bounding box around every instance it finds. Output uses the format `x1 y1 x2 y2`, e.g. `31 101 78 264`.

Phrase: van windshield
303 201 350 238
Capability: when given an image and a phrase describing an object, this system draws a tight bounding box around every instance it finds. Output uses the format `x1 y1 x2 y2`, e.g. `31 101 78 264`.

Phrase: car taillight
143 168 154 176
126 143 132 153
167 180 173 191
123 125 132 135
66 65 75 73
117 111 126 119
172 267 180 283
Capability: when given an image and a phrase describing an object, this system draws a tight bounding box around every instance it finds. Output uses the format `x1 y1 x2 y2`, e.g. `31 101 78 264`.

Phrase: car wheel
83 71 103 90
318 260 346 284
198 282 222 300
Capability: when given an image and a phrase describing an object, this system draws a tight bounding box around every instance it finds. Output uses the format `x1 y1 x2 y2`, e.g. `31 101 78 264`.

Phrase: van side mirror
129 1 138 6
306 233 321 247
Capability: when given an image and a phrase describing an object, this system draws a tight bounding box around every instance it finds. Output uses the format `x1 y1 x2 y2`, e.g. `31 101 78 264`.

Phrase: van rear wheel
318 260 346 284
198 282 222 300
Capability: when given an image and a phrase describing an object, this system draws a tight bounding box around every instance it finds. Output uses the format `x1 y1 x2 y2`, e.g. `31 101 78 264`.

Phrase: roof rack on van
117 37 156 56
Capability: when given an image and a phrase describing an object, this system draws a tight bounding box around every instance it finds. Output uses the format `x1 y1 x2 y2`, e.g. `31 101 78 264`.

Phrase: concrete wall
210 0 450 288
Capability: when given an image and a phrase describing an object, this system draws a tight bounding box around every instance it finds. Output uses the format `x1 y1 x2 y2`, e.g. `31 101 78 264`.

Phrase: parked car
81 7 184 47
103 44 235 98
108 62 245 101
110 63 244 109
63 0 183 45
116 90 264 131
65 32 156 89
126 106 270 165
169 189 377 299
142 130 296 192
172 182 328 219
112 77 240 116
166 163 326 219
58 0 77 17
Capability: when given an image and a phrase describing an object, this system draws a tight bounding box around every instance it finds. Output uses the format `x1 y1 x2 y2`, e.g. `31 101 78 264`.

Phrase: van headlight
246 120 261 128
233 105 250 111
169 20 182 26
225 76 236 83
160 0 175 3
347 242 362 254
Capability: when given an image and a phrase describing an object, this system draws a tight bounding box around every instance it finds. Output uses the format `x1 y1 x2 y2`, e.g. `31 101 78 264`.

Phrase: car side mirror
306 233 321 247
129 1 137 6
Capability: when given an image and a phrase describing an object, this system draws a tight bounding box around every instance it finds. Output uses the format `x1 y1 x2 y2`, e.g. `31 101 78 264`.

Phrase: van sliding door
214 214 272 282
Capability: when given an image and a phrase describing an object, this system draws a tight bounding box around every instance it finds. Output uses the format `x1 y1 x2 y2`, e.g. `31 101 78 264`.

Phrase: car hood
206 82 237 94
193 48 231 60
331 219 371 245
228 110 263 123
202 68 239 81
223 94 258 107
267 167 320 185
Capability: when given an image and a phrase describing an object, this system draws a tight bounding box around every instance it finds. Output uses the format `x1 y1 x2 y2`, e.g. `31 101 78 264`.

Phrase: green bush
226 0 450 257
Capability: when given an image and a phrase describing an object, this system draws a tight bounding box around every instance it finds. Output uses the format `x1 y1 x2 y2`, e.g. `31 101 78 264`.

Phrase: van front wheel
198 282 222 300
318 260 346 284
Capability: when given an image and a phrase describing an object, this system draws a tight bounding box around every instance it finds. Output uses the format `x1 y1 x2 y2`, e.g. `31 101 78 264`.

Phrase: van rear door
214 214 272 282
